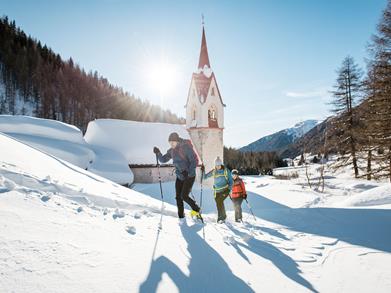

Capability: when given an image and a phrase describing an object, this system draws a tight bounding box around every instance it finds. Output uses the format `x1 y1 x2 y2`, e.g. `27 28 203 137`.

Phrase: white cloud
284 87 331 101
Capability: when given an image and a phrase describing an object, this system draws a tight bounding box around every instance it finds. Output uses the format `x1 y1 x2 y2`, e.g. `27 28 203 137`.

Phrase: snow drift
342 185 391 207
0 115 133 185
0 115 94 168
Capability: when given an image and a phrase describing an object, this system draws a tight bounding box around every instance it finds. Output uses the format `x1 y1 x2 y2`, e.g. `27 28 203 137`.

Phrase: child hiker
202 157 233 223
230 169 247 223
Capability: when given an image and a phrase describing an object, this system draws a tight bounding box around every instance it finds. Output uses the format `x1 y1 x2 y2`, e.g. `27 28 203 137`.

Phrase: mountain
240 119 320 153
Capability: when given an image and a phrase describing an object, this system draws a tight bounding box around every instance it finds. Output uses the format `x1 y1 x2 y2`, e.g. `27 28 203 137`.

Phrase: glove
153 147 161 155
200 164 205 173
182 170 188 179
243 194 247 199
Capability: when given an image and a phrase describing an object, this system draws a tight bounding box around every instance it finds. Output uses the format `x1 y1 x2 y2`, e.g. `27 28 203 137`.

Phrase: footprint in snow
77 206 83 213
2 179 16 192
113 209 125 219
133 212 142 219
40 195 51 202
223 235 236 245
126 226 136 235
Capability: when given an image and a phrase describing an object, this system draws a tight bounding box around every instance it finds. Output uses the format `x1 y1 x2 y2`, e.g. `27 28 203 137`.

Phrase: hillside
0 17 183 131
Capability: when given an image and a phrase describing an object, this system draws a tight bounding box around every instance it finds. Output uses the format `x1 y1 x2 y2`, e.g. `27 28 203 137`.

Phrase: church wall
188 128 223 186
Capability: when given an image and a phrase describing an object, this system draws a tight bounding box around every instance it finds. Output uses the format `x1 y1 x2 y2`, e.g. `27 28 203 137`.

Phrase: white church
84 25 225 184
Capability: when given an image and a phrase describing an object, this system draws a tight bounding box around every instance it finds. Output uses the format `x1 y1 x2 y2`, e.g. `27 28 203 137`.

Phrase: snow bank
0 115 134 185
0 115 84 143
84 119 196 165
88 144 134 185
0 115 94 169
342 185 391 207
0 132 144 206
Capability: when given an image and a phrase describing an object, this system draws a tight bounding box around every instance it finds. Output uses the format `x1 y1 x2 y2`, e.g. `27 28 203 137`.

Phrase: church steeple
198 26 211 70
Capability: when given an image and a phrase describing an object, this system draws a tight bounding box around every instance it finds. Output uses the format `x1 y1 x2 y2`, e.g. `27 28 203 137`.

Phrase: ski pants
175 176 200 218
215 188 230 222
231 197 243 221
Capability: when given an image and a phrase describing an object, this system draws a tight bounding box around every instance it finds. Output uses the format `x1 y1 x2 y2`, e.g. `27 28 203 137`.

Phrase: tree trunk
367 150 372 181
389 147 391 183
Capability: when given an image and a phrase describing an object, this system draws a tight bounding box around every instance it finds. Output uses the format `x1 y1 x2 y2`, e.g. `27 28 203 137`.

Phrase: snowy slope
0 115 94 168
0 115 133 185
1 132 391 292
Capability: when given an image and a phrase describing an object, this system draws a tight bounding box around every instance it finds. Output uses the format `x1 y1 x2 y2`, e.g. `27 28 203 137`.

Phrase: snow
0 115 94 169
1 128 391 292
0 115 133 185
342 185 391 207
87 144 134 186
285 119 320 140
197 65 213 78
84 119 197 165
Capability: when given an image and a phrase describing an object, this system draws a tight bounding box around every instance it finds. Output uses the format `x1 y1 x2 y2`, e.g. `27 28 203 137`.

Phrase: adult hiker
201 157 233 223
153 132 201 222
230 169 247 223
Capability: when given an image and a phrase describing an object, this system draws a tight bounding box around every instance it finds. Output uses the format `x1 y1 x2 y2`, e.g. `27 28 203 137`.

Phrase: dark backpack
177 139 199 165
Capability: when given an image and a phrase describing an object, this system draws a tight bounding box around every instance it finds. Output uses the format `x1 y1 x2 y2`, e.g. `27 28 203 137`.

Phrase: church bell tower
185 24 225 181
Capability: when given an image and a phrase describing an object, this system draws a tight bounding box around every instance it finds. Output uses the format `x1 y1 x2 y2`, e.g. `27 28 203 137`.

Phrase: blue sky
1 0 387 147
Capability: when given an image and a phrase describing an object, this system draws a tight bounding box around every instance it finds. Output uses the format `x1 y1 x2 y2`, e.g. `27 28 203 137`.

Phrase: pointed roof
198 26 210 69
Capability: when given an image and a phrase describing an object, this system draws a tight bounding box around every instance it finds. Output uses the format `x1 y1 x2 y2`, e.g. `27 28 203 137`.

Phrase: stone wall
130 165 176 183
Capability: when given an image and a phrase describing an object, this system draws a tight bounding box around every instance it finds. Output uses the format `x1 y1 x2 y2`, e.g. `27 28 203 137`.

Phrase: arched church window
211 87 215 96
192 109 196 120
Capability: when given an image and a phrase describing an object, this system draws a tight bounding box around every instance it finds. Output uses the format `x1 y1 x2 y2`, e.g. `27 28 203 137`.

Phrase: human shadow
245 190 391 253
225 222 318 293
139 221 254 293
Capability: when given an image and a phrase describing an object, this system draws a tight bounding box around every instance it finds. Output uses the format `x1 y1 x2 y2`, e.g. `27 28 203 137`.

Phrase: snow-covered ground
0 115 133 185
1 130 391 292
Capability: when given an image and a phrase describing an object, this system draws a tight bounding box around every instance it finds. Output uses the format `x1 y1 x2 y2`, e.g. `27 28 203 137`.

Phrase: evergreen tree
329 56 363 178
364 0 391 181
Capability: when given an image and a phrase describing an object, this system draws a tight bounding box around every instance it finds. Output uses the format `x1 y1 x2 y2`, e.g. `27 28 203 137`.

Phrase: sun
145 60 179 97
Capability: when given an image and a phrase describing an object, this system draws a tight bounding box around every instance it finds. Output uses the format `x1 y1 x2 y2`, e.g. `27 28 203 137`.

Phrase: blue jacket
204 166 233 193
157 139 198 180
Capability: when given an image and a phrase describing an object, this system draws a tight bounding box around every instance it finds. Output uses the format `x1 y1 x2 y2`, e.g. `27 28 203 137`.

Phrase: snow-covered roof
84 119 199 166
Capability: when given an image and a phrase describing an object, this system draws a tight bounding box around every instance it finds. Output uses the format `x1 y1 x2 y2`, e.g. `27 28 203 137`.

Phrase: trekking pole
156 154 164 230
200 135 206 238
244 198 257 222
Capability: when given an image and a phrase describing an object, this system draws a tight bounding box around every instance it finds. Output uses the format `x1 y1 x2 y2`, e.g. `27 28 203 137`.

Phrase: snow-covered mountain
240 119 320 153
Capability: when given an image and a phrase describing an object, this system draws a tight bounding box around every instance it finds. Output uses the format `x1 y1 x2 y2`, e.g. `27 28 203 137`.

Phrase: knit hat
214 156 223 167
168 132 180 142
231 169 239 176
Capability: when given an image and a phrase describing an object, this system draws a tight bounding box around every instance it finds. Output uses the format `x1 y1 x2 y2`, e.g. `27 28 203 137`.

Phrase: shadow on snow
139 222 254 293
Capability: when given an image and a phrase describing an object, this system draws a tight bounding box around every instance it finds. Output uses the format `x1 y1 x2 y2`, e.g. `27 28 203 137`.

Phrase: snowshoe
190 210 204 223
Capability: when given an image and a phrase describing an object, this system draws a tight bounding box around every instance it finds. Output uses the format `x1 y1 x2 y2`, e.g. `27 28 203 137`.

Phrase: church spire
198 22 211 70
